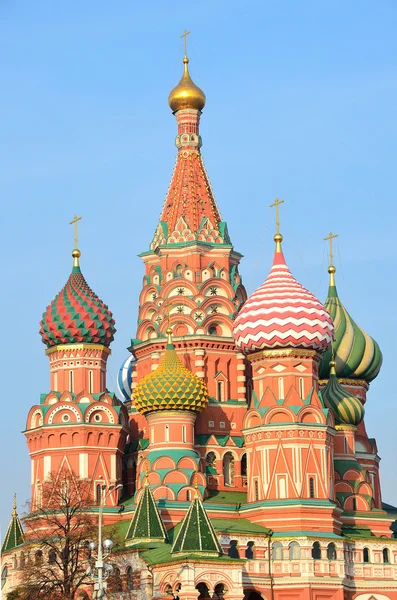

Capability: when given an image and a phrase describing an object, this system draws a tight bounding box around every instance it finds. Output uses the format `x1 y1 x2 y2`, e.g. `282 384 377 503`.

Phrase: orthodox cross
180 29 191 57
69 215 82 249
324 231 338 267
269 197 284 234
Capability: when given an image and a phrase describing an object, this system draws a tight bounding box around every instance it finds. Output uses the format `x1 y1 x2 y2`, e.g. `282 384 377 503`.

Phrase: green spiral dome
322 361 364 426
319 268 382 382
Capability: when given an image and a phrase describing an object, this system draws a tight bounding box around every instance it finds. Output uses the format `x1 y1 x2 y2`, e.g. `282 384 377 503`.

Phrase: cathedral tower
25 229 128 508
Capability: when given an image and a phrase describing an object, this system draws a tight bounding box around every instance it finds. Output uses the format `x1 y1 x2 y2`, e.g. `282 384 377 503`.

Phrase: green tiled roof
211 518 272 536
1 497 24 554
204 490 247 505
171 495 222 557
125 484 167 546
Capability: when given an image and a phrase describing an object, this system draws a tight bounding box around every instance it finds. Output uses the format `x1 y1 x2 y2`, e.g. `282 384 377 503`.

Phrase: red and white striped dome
233 241 334 354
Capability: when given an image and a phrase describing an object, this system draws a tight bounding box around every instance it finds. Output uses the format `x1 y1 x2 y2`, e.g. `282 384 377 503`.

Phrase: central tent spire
150 33 230 250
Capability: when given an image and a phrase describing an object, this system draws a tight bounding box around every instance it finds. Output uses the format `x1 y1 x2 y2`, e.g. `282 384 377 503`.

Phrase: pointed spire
1 494 25 554
125 482 167 546
171 492 222 557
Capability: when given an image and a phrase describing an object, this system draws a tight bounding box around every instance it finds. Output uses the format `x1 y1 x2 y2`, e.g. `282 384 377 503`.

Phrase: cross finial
324 231 338 267
13 492 17 515
180 29 191 58
144 469 150 487
269 198 284 235
69 215 82 250
193 471 199 498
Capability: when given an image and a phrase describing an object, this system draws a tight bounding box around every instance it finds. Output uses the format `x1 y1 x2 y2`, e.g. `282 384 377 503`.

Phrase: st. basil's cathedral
2 39 397 600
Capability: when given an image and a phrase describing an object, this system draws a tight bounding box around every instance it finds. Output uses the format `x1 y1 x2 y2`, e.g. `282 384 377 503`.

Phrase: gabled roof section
171 494 222 557
125 483 167 546
2 495 24 554
151 152 231 250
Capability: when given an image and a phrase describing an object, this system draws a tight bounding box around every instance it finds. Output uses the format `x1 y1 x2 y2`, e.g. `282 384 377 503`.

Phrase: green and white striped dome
319 268 382 382
321 361 364 426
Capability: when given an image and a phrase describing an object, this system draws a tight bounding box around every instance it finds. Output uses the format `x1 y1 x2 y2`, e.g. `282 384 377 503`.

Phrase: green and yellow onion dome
322 360 364 426
319 267 382 382
133 328 209 415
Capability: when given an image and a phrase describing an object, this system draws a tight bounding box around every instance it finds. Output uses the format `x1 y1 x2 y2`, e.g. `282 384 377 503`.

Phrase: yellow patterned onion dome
133 329 209 414
321 361 364 427
168 57 206 113
319 267 382 382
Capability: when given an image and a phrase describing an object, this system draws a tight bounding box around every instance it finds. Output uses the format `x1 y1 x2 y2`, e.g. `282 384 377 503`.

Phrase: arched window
363 547 370 563
327 542 337 561
88 370 93 394
175 264 183 277
69 370 74 393
165 424 169 443
186 489 191 501
35 550 43 565
20 552 25 568
182 425 186 443
289 541 300 560
352 497 357 511
309 477 315 499
214 584 226 600
48 549 56 564
245 541 254 559
383 547 390 563
278 377 284 399
272 542 283 560
217 380 225 401
241 453 247 478
206 452 216 469
107 567 123 592
228 540 239 558
223 452 234 486
95 483 102 504
312 541 321 560
126 566 134 591
209 325 218 336
196 582 210 600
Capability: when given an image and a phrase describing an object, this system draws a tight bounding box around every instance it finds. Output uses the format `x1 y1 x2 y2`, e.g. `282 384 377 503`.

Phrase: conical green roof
171 494 222 557
319 269 382 382
125 483 167 545
321 361 364 426
2 495 24 554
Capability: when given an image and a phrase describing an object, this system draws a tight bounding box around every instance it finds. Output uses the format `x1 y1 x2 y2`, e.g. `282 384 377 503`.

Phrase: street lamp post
90 483 123 600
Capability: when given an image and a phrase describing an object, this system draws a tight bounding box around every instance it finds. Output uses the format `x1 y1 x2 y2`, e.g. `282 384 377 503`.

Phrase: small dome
233 235 334 354
319 267 382 382
40 252 116 348
322 361 364 426
117 355 134 402
133 329 208 414
168 57 206 113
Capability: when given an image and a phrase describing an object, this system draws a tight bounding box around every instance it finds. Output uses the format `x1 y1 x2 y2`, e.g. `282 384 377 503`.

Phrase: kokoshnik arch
2 33 397 600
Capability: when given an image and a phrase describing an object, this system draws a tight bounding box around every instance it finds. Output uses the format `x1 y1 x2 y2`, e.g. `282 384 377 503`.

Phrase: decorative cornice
247 348 319 362
335 424 357 432
45 343 111 356
318 378 368 390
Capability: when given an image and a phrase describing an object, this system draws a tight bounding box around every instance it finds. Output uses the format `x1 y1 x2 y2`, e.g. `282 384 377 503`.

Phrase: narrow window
272 542 283 560
289 542 300 560
54 371 58 391
278 377 284 399
245 541 254 559
241 454 247 477
182 425 186 443
352 497 357 511
69 370 74 393
186 489 191 501
88 370 93 394
95 484 102 504
383 548 390 563
309 477 315 498
278 477 286 499
254 479 259 501
363 547 370 563
299 377 304 399
344 437 349 454
165 424 169 443
228 540 239 559
217 381 224 402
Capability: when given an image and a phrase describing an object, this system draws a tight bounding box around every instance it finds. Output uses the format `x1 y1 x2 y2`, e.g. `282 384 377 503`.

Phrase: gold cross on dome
180 29 191 57
269 197 284 234
69 215 82 249
324 231 338 267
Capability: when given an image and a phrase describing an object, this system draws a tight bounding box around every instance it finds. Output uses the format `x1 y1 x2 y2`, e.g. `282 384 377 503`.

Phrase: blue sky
0 0 396 529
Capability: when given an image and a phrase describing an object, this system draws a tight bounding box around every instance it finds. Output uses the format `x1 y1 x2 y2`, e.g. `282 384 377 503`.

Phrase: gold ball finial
274 232 283 252
72 248 81 268
328 265 336 274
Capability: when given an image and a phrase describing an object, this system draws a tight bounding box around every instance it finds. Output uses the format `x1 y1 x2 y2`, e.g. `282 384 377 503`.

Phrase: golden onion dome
133 328 208 414
168 57 206 113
